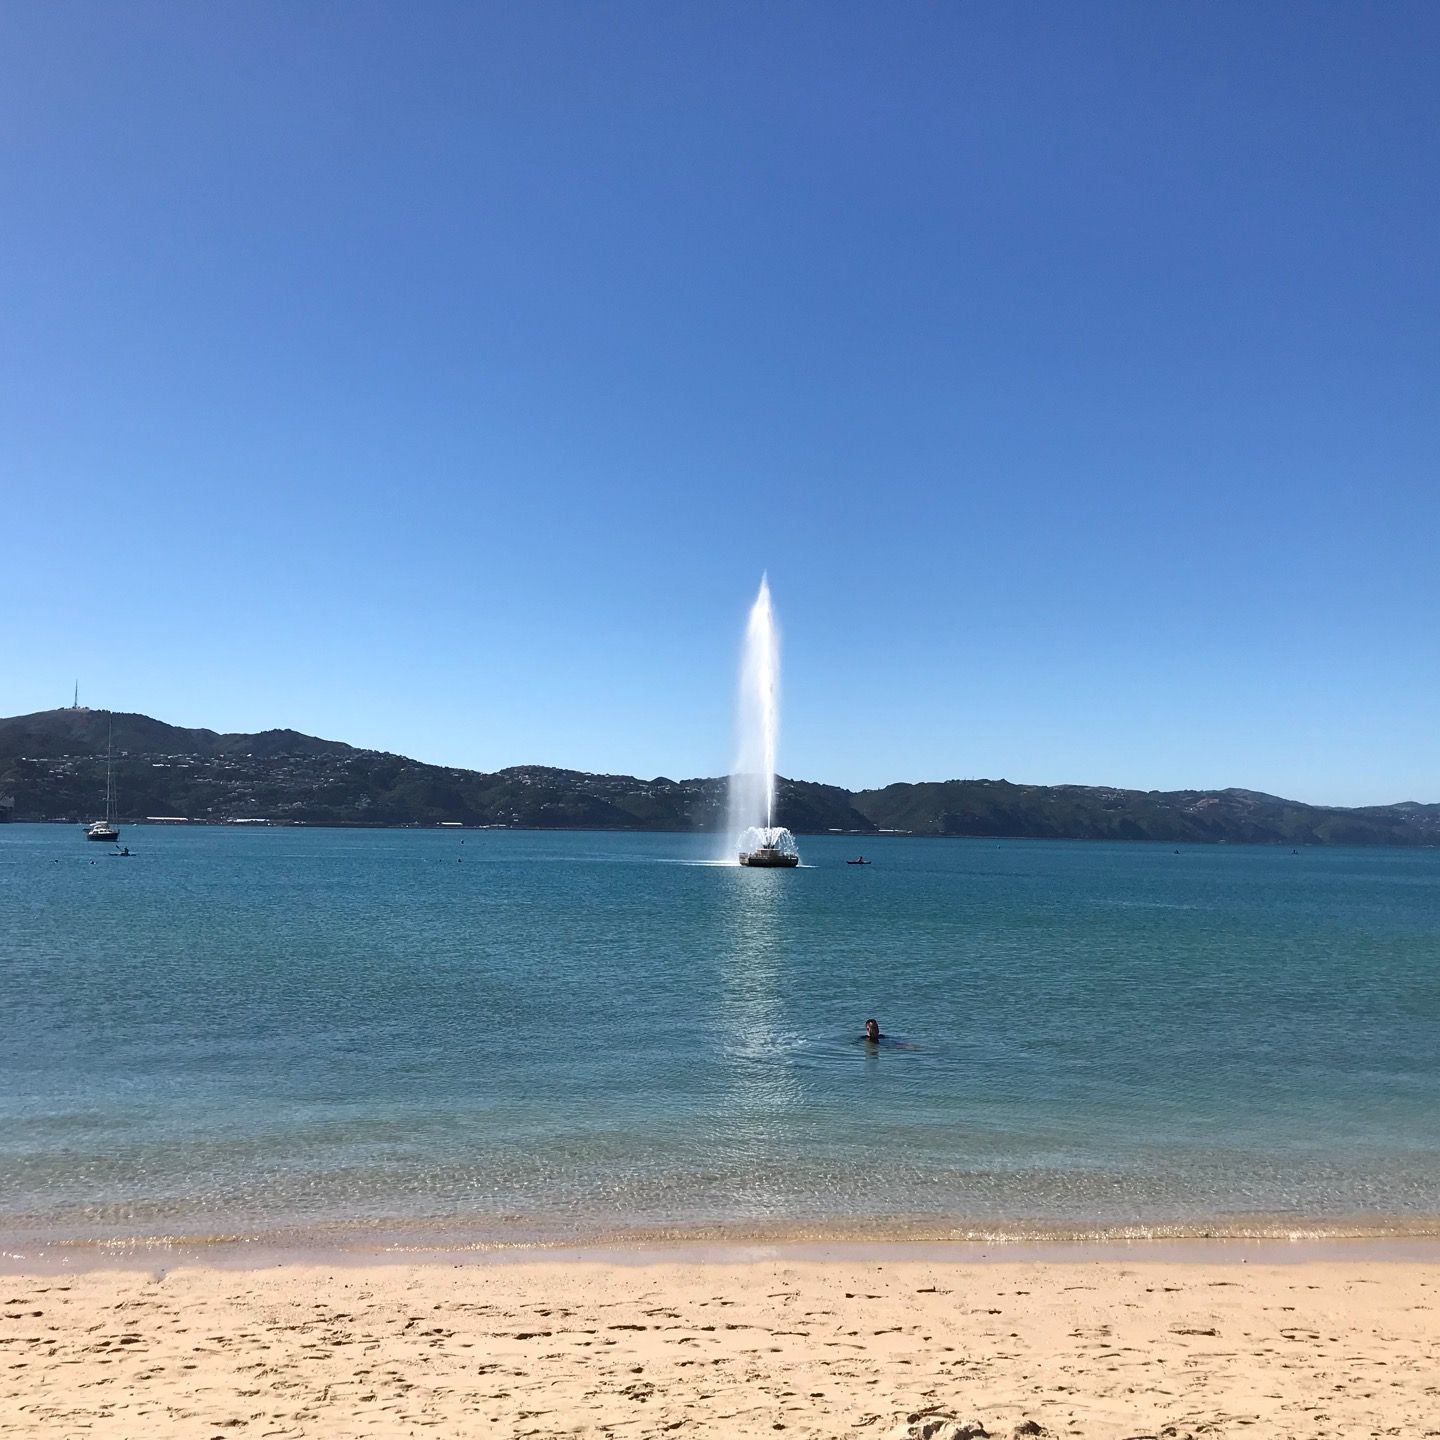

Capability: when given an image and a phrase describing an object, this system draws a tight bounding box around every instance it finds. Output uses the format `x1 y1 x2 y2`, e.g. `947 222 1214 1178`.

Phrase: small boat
846 857 871 865
84 717 120 842
739 845 799 868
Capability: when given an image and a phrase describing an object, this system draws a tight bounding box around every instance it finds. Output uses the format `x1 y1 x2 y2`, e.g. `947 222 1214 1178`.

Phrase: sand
2 1252 1437 1438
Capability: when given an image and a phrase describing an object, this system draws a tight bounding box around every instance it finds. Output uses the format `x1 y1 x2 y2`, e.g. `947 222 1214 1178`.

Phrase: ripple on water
1 825 1438 1243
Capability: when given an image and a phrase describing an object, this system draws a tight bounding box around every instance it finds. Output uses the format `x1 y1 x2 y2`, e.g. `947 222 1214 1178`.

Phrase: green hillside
2 708 1435 846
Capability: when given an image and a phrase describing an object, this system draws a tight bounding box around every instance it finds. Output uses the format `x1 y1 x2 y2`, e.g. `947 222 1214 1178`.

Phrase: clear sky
4 2 1437 806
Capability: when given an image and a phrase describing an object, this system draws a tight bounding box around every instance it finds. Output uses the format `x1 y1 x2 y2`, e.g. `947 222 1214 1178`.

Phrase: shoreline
11 818 1439 849
7 1220 1440 1276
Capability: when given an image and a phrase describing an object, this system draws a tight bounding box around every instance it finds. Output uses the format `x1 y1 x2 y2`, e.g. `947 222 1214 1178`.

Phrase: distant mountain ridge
2 707 1436 847
0 707 357 762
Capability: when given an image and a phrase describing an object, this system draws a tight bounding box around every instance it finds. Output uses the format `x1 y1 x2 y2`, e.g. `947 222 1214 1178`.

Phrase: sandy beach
3 1250 1436 1438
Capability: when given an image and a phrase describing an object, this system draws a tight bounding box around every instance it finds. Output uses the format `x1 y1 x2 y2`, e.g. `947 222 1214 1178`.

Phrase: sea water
1 824 1437 1249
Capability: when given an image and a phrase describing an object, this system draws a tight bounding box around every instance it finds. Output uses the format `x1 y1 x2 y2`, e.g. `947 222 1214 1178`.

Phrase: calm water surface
2 825 1437 1247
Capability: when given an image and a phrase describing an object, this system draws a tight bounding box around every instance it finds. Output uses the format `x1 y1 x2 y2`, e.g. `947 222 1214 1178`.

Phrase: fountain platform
739 845 800 868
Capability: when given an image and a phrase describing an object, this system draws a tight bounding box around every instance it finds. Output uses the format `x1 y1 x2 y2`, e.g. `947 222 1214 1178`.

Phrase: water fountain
727 576 800 867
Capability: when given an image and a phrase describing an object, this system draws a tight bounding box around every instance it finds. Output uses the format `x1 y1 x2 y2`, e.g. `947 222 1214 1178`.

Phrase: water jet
726 576 799 867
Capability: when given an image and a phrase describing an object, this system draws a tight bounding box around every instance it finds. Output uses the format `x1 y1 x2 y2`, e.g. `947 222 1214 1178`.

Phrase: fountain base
737 825 800 867
739 846 800 868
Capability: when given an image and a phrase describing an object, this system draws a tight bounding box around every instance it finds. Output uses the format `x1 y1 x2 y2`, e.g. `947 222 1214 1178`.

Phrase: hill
848 778 1440 847
1 708 1436 846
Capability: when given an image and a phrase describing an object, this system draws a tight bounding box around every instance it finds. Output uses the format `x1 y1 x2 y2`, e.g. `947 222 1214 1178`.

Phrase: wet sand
3 1252 1437 1437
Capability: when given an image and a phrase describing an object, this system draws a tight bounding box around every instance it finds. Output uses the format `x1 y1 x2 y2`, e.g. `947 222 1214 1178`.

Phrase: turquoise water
2 823 1437 1248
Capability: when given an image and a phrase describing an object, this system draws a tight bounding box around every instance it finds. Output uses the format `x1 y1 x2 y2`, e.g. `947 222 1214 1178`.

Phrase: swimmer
863 1018 882 1043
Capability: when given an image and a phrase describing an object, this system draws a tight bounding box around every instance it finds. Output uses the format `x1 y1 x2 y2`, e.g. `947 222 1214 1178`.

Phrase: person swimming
863 1018 882 1043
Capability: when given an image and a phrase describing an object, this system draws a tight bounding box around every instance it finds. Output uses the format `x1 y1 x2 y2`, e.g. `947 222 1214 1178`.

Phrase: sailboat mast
105 717 115 824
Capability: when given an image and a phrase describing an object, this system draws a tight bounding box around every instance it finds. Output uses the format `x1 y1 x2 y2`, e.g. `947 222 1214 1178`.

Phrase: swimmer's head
864 1018 880 1042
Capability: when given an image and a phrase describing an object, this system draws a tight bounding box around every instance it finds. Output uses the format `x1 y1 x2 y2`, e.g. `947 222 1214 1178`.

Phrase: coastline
12 817 1440 849
7 1215 1440 1276
5 1251 1437 1438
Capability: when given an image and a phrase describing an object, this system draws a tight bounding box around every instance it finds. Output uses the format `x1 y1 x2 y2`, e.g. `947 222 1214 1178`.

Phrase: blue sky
4 2 1437 805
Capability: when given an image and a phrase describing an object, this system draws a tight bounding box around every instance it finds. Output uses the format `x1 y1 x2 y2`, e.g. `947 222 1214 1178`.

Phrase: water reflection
714 868 805 1212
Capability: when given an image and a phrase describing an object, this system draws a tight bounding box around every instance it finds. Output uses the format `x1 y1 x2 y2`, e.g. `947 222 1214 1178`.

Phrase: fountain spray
726 575 798 865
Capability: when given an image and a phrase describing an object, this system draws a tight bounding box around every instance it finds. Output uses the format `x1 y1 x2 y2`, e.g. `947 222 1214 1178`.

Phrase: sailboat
85 718 120 842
